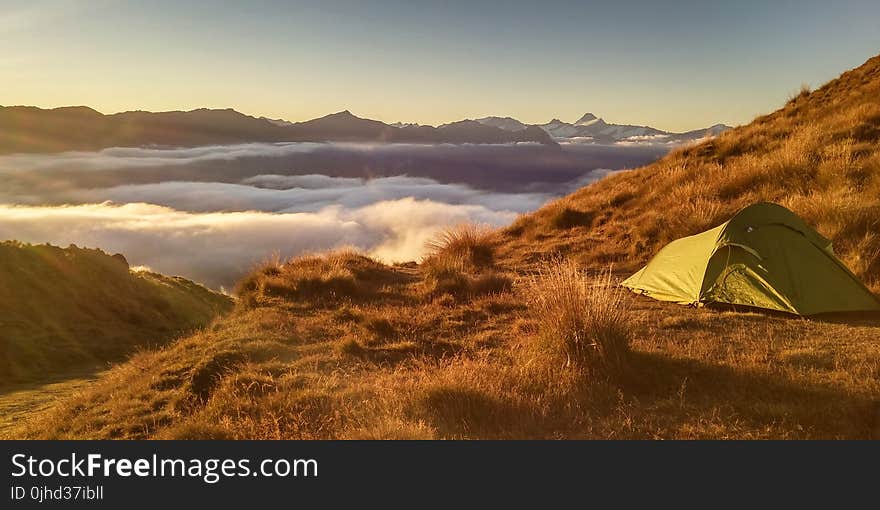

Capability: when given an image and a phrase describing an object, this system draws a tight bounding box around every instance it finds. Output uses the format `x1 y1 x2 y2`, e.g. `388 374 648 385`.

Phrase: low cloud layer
0 142 662 289
0 170 560 289
0 141 557 174
0 142 327 172
0 141 666 197
61 175 552 214
0 199 519 290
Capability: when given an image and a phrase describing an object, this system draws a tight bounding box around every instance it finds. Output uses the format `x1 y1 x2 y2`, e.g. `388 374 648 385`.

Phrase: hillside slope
0 242 232 384
500 54 880 293
8 55 880 440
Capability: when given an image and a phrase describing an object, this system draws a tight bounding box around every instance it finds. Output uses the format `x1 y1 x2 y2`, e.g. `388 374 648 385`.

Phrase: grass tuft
424 224 495 269
550 207 594 229
420 224 512 299
527 259 633 378
235 250 399 306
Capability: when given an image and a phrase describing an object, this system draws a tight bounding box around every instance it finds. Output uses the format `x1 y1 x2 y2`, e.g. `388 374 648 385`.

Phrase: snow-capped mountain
467 116 528 132
573 113 602 127
475 112 731 144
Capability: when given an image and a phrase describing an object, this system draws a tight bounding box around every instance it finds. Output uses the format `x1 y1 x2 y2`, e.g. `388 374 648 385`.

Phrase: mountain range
473 113 731 143
0 105 728 155
0 107 554 154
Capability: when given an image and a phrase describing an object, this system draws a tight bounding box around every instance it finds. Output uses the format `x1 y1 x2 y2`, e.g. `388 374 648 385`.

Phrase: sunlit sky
3 0 880 131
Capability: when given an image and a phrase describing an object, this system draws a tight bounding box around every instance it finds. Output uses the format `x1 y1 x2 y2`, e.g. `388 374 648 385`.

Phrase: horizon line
1 103 735 133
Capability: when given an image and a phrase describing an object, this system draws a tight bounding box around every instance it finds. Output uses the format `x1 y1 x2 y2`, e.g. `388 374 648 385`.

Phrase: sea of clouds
0 142 662 289
0 198 520 290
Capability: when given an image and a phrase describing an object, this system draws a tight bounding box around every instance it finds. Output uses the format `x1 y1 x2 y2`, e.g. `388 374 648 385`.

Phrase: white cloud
0 141 548 173
0 199 518 290
0 142 327 172
0 143 647 289
55 175 550 214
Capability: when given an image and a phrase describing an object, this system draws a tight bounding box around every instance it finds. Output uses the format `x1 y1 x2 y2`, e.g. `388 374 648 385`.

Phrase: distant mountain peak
318 110 359 121
472 116 528 132
575 112 597 123
534 112 729 143
52 105 103 116
337 109 354 117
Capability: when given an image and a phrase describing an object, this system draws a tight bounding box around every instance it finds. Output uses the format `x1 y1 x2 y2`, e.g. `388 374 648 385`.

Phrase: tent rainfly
621 202 880 315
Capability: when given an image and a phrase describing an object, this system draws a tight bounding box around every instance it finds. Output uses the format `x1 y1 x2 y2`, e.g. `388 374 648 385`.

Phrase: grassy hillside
9 244 877 440
0 242 232 384
7 55 880 439
500 54 880 292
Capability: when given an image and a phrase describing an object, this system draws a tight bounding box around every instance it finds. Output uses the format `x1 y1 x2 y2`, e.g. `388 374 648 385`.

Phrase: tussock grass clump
550 206 594 230
421 258 471 298
421 261 513 299
420 224 512 299
363 317 397 341
468 272 514 295
787 83 812 105
190 351 247 402
236 250 399 306
424 224 495 269
336 338 366 358
527 259 633 378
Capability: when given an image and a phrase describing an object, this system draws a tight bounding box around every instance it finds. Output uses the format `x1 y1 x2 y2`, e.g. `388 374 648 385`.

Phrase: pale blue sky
2 0 879 130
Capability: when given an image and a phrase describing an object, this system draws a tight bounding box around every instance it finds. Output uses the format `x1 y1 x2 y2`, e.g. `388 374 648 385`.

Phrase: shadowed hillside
7 55 880 440
500 54 880 293
0 242 232 384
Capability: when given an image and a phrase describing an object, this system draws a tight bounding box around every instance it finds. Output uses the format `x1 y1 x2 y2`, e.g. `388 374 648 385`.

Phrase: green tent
622 202 880 315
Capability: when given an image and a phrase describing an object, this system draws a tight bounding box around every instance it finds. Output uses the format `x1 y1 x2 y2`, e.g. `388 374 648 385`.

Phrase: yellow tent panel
622 202 880 315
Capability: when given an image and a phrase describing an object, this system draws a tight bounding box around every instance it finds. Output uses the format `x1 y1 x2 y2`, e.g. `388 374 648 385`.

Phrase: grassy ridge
501 54 880 292
0 242 232 384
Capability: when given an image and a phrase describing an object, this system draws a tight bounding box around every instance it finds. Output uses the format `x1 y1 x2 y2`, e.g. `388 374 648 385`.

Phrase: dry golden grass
236 250 404 307
424 224 495 269
6 251 878 440
420 224 513 299
526 260 633 377
5 55 880 440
